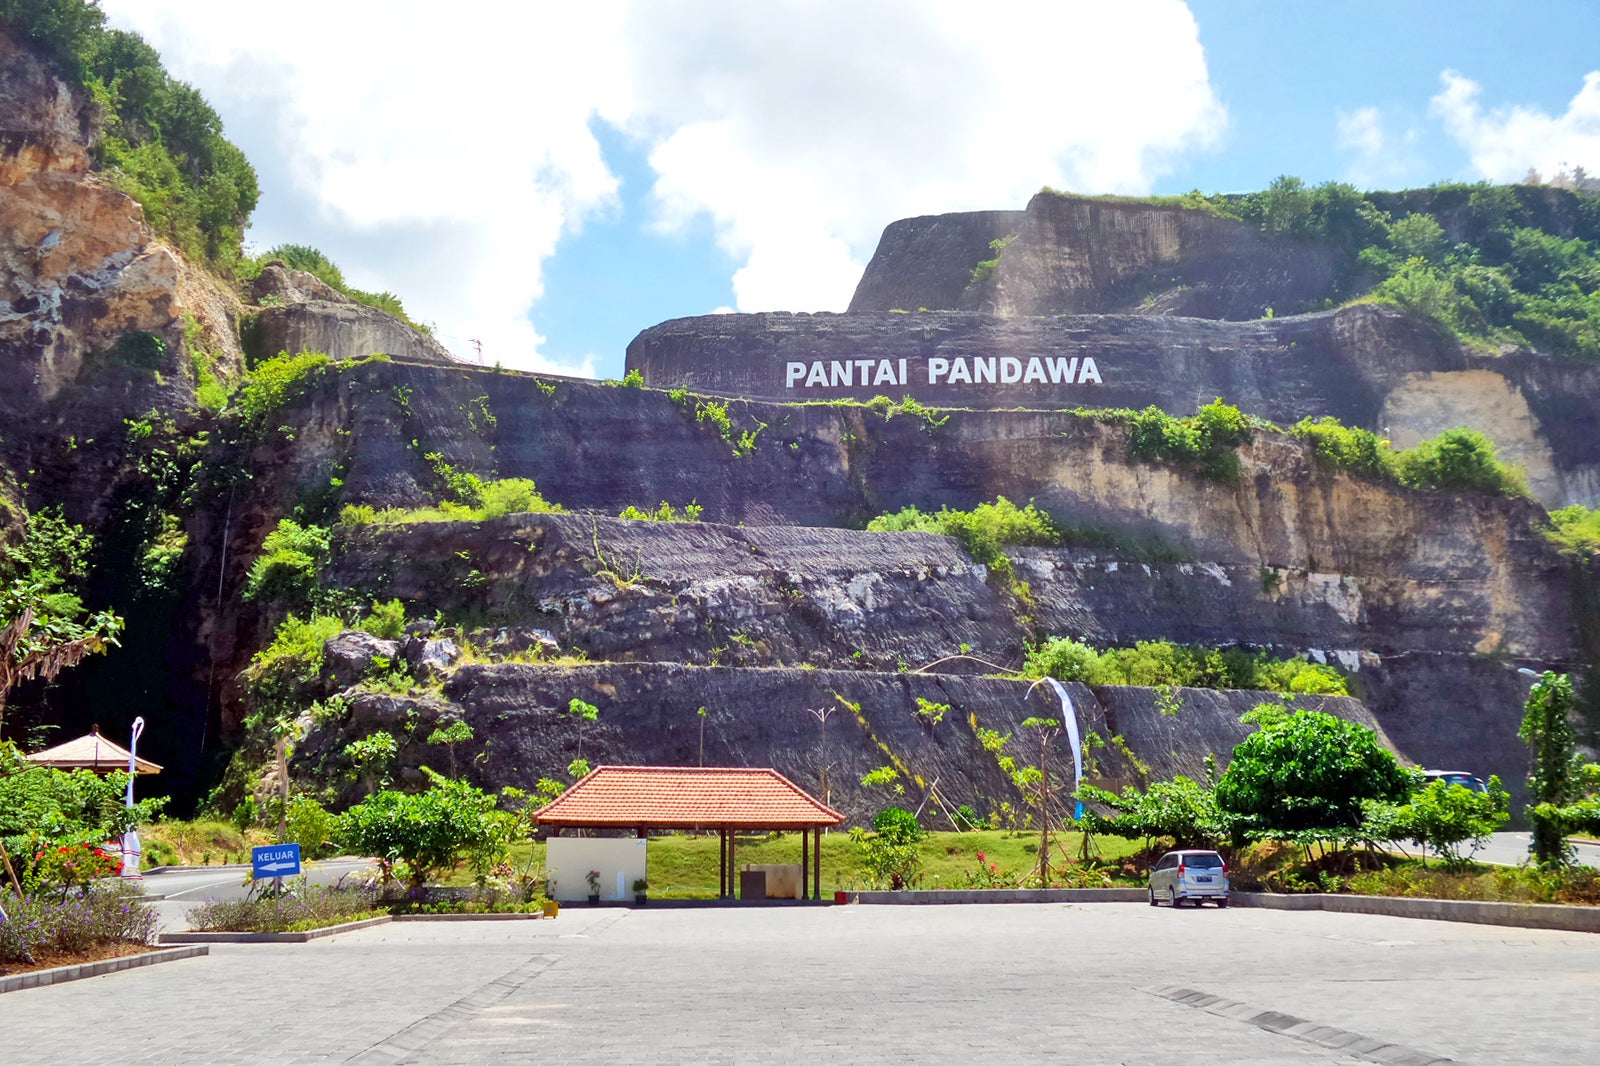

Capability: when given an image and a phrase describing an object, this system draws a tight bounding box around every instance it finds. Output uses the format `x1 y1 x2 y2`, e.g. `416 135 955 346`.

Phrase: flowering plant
585 869 601 893
960 850 1013 890
32 842 121 899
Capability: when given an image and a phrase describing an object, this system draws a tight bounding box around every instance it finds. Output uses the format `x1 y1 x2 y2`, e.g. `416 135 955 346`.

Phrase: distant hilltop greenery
1044 177 1600 362
1 0 258 272
0 1 425 329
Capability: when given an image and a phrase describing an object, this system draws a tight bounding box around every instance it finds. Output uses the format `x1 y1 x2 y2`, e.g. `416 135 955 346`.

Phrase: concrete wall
546 837 648 902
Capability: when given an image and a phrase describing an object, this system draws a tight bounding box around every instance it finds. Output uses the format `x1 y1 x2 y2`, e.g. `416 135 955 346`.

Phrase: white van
1148 849 1229 907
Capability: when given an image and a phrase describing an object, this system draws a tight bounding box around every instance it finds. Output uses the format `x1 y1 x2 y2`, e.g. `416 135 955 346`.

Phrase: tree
345 731 397 796
1078 776 1227 851
567 698 598 760
1363 777 1511 868
1215 705 1413 839
0 581 122 738
335 773 505 893
1519 672 1583 867
426 719 474 778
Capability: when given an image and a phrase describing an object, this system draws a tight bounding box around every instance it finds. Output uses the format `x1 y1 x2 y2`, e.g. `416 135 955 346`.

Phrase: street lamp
120 716 144 879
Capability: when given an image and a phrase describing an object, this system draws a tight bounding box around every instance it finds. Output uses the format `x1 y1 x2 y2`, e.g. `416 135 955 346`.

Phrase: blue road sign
252 843 302 879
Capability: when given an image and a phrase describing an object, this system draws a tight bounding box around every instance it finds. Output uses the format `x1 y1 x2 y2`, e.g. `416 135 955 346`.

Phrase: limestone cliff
849 191 1341 319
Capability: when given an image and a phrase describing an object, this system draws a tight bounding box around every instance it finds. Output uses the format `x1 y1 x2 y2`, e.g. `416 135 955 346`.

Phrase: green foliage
1519 672 1583 867
0 880 156 963
1546 504 1600 557
240 612 343 721
337 775 512 892
866 495 1061 573
185 879 379 933
872 806 925 844
0 0 260 268
859 765 900 788
618 500 704 522
913 697 949 729
1361 776 1510 868
1117 398 1255 482
345 731 398 794
692 399 764 457
1215 705 1413 836
250 243 430 334
1393 427 1528 496
236 351 330 433
1290 417 1393 479
1078 776 1227 850
241 519 329 604
0 742 163 883
1022 636 1348 695
362 598 406 641
285 796 334 858
1289 416 1528 497
2 505 93 618
619 368 645 388
969 233 1017 283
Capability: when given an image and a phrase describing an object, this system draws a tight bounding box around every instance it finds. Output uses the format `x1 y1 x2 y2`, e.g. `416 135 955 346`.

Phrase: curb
847 888 1147 905
390 912 544 922
1231 892 1600 933
0 945 208 994
160 916 393 944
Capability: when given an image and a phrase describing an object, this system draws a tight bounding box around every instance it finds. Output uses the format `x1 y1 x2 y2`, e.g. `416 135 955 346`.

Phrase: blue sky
105 1 1600 379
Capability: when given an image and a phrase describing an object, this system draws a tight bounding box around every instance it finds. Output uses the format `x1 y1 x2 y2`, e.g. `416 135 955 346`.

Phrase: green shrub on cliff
1022 636 1349 696
1093 398 1257 483
1290 417 1392 479
868 496 1060 573
618 501 704 522
242 519 330 604
1546 505 1600 557
1393 428 1529 497
236 351 331 432
251 244 430 335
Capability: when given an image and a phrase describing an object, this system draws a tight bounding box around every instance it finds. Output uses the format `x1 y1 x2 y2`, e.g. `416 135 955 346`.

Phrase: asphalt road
1466 832 1600 869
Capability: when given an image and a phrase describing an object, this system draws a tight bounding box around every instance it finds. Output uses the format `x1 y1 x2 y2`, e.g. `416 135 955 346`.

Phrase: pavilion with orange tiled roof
533 765 844 901
25 727 162 775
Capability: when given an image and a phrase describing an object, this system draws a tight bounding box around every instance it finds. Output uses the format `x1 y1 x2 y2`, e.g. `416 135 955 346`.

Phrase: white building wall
546 837 649 901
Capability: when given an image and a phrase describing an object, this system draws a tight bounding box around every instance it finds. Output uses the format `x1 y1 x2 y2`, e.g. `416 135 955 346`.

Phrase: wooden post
730 831 737 899
719 830 727 898
801 827 809 901
813 828 821 899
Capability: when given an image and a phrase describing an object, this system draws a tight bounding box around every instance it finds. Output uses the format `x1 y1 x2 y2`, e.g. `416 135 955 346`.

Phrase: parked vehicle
1148 849 1229 907
1421 770 1489 794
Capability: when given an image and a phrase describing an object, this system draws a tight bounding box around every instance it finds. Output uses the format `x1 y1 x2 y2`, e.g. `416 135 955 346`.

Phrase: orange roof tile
25 730 162 774
534 765 844 829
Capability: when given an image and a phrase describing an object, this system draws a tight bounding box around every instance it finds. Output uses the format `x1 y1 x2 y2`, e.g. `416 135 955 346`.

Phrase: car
1421 770 1489 794
1148 849 1229 908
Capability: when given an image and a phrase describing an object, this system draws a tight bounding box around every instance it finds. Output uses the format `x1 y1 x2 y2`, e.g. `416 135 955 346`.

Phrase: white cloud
1335 106 1419 188
100 0 1224 369
611 0 1226 313
1431 70 1600 182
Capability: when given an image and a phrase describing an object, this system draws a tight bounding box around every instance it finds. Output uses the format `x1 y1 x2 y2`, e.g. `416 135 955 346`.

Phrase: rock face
849 191 1341 319
626 305 1600 508
246 264 457 365
0 28 242 406
293 660 1386 823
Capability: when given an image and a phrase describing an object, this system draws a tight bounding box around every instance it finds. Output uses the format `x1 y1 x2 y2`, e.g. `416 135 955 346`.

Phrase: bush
1361 777 1510 868
239 613 344 720
185 880 380 933
1078 776 1226 851
1021 637 1349 695
1394 427 1529 497
1119 398 1254 483
286 796 335 858
1546 504 1600 557
867 496 1061 572
236 351 330 432
336 775 509 892
0 881 157 963
618 500 704 522
1291 417 1393 479
1216 705 1413 836
872 807 925 844
361 598 406 641
241 519 329 603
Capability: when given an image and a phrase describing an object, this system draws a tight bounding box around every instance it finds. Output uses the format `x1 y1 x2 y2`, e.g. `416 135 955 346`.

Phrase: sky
99 0 1600 378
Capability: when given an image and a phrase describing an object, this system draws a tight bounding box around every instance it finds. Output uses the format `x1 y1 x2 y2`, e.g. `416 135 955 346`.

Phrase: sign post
121 717 145 879
252 843 301 913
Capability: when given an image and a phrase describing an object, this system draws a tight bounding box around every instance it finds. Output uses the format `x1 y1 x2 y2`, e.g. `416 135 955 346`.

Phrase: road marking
1148 985 1457 1065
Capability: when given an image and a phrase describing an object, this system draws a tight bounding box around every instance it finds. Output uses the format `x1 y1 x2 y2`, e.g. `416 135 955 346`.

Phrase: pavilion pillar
801 827 809 901
730 831 737 899
719 830 727 898
813 828 821 900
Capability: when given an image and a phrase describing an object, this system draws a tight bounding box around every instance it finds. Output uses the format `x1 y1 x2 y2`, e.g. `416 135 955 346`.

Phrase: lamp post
120 717 144 879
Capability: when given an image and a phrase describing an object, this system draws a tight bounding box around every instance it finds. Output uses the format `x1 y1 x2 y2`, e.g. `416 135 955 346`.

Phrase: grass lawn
473 830 1144 896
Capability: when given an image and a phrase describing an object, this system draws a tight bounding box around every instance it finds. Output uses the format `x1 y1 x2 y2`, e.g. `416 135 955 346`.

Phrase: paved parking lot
3 903 1596 1064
